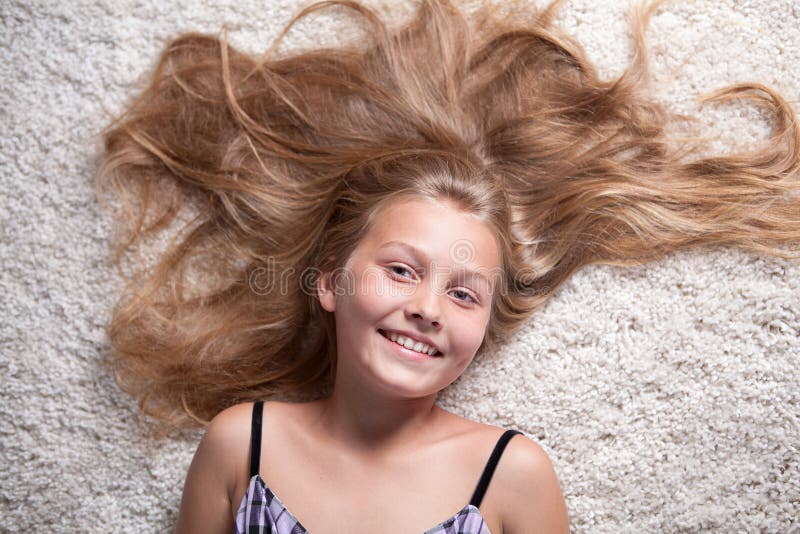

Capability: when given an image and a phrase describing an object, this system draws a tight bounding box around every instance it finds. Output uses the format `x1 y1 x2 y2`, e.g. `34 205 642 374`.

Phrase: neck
311 374 442 460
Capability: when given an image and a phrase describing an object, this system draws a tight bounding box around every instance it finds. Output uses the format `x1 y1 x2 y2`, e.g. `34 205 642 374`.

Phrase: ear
317 255 337 313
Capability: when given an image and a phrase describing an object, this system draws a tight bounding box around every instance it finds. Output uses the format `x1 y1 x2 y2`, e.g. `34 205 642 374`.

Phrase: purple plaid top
234 401 522 534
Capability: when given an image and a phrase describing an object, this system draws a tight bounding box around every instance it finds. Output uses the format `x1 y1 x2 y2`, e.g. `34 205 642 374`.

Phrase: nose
404 280 442 329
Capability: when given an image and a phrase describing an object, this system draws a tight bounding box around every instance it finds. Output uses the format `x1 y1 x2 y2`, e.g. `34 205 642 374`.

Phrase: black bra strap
469 429 523 507
249 400 264 478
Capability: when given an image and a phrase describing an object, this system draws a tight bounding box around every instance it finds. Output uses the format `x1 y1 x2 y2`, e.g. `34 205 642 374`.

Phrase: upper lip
378 328 443 355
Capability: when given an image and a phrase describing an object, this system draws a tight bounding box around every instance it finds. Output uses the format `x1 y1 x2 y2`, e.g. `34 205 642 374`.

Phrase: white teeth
385 331 437 356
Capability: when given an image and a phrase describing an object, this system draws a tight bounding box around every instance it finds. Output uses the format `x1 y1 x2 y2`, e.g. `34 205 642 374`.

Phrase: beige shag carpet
1 0 798 532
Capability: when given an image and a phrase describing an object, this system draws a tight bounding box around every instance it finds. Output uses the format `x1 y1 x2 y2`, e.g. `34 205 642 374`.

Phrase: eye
388 264 415 279
451 288 478 304
386 265 479 304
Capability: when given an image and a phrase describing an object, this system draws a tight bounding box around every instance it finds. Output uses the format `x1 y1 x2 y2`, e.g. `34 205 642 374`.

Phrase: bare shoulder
204 399 288 446
200 402 258 491
434 412 568 533
211 401 301 477
204 402 255 460
175 401 260 534
207 401 255 435
492 432 570 534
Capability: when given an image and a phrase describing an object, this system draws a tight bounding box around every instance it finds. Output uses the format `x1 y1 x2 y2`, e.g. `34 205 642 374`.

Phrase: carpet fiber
1 0 798 532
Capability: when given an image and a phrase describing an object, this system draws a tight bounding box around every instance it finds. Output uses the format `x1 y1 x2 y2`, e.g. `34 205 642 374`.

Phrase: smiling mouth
378 329 443 357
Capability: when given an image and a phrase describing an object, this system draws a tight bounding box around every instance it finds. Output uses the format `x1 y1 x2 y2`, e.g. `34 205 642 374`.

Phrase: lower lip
379 331 439 362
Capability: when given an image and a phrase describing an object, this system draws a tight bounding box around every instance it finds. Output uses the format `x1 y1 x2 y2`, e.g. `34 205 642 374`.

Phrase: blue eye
452 289 477 304
389 265 414 278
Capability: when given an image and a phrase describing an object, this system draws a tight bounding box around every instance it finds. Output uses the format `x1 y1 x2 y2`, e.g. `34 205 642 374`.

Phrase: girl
175 193 570 533
96 0 800 532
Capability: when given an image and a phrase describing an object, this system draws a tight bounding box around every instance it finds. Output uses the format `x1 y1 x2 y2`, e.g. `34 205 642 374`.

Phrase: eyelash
387 265 478 304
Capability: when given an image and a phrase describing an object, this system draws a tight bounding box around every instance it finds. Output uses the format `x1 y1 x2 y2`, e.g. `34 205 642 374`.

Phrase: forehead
357 197 502 275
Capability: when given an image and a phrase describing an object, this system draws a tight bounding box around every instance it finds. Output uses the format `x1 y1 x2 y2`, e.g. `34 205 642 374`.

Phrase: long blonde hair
96 0 800 434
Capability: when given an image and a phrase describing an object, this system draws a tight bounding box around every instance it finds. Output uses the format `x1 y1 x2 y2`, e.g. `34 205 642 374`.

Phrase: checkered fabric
233 474 492 534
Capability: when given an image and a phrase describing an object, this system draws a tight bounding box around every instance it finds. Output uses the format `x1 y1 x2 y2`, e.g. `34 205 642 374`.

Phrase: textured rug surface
1 0 799 532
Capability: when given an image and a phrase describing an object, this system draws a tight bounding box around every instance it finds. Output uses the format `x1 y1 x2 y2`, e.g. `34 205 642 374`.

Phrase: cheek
464 314 489 346
452 314 489 355
358 273 409 312
463 330 486 355
446 338 482 382
353 279 389 312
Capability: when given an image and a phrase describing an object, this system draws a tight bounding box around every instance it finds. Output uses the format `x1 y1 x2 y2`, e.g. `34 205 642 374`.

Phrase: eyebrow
377 240 494 288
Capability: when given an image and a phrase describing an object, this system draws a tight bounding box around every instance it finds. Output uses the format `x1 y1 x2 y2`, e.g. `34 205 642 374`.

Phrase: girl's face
318 196 502 400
